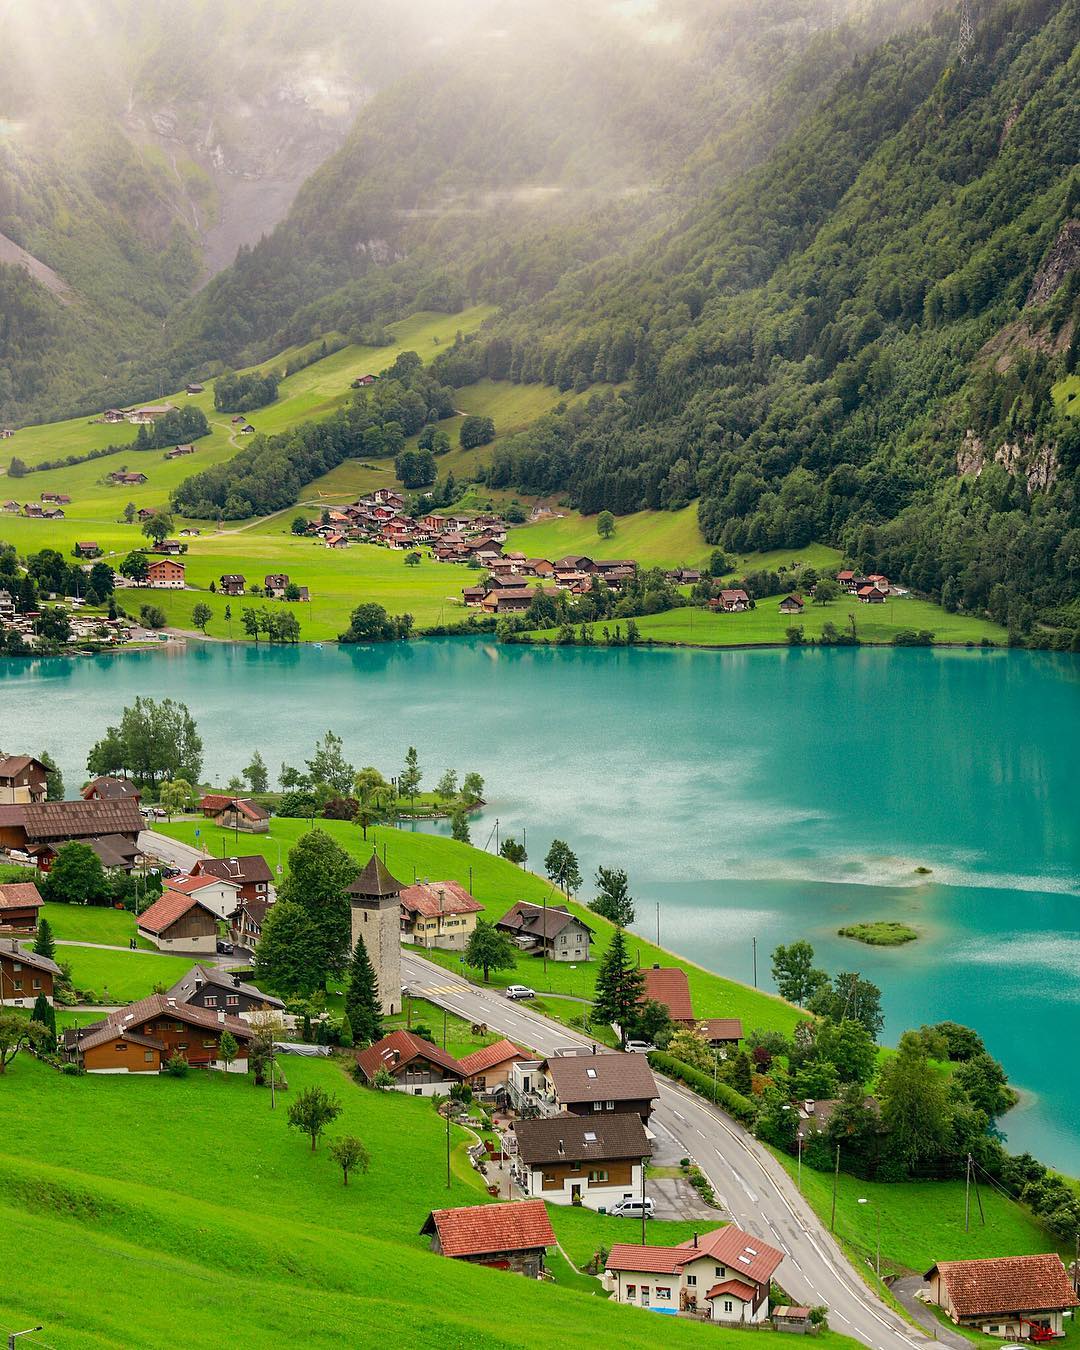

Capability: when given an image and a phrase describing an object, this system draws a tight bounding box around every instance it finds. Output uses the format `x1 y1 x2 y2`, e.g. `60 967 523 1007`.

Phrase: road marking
671 1109 685 1121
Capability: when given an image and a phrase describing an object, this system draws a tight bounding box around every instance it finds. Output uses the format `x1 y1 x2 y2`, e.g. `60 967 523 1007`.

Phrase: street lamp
858 1196 881 1279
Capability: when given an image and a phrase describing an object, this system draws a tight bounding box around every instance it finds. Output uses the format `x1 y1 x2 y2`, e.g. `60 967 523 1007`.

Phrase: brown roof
696 1018 743 1042
200 793 233 811
71 993 253 1051
542 1051 657 1105
927 1255 1080 1318
0 939 61 976
421 1200 554 1258
355 1030 465 1082
513 1112 650 1166
641 966 695 1021
457 1038 529 1078
68 1025 165 1054
21 798 143 842
165 965 285 1010
194 855 274 886
347 852 405 898
0 882 44 913
497 901 592 943
399 881 484 919
706 1279 757 1303
0 755 45 778
82 776 140 801
167 874 237 896
212 797 269 822
136 889 219 935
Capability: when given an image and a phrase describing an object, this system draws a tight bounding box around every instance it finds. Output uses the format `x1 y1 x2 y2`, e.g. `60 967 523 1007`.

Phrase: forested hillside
443 0 1079 635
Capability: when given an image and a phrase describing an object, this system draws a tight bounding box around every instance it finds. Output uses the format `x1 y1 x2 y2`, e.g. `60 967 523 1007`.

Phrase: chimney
218 1009 226 1024
557 1139 564 1156
232 973 242 988
693 1232 699 1249
193 974 204 991
592 1043 597 1055
652 963 660 970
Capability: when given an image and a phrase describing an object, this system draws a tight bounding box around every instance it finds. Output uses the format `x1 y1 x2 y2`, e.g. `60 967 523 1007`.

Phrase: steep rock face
957 430 1058 492
1025 219 1080 307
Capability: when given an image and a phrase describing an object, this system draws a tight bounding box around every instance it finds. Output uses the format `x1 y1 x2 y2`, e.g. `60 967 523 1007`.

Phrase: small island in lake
838 921 918 946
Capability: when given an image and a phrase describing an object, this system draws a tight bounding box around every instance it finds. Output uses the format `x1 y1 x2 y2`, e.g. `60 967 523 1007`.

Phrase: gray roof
1 939 62 976
513 1112 651 1165
165 964 285 1010
347 852 404 898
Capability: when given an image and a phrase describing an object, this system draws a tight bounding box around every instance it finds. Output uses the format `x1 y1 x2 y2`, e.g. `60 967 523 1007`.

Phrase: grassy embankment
0 1052 822 1348
838 922 918 946
156 816 803 1039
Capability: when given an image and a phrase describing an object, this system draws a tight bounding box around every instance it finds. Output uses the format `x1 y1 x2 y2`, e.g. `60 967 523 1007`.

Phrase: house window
32 978 41 990
715 1266 727 1277
177 1042 189 1051
115 1042 127 1052
606 1100 615 1110
724 1301 734 1314
625 1285 636 1300
144 1051 155 1062
226 995 238 1006
203 1039 217 1048
204 996 217 1007
686 1275 697 1287
656 1288 671 1302
588 1170 608 1183
13 979 22 991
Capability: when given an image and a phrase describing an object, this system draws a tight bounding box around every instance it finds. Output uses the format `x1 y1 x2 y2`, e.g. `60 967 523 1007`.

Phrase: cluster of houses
102 403 177 427
213 573 310 601
3 492 70 520
0 594 137 648
836 569 892 603
295 489 513 554
460 554 640 614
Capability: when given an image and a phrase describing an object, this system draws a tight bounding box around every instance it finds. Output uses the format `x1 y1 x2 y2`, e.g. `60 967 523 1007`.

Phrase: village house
137 508 156 522
0 428 13 439
711 588 751 613
136 890 220 953
667 568 701 585
481 588 539 615
0 938 61 1007
218 574 245 596
0 754 49 804
354 1030 466 1095
152 539 185 555
695 1018 744 1051
0 881 44 934
496 901 593 963
325 532 348 549
421 1200 555 1279
146 558 185 589
199 794 270 833
82 776 141 804
2 500 20 513
641 965 695 1024
129 404 176 422
836 570 857 589
185 384 204 395
0 590 14 620
0 797 143 870
40 492 71 504
534 1049 658 1121
229 895 272 951
163 873 242 922
74 541 102 559
63 993 253 1073
164 444 196 459
857 585 888 604
190 854 274 905
457 1038 530 1092
554 555 595 573
41 506 65 520
779 594 804 614
263 573 289 597
352 373 378 387
373 488 404 507
794 1095 879 1135
165 965 285 1020
398 880 484 949
924 1253 1079 1339
605 1225 784 1322
108 471 148 485
512 1112 651 1210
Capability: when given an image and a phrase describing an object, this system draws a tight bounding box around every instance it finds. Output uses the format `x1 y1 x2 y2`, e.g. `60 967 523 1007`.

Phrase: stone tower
347 852 404 1016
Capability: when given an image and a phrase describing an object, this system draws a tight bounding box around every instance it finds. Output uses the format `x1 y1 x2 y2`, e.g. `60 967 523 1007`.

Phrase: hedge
648 1051 757 1126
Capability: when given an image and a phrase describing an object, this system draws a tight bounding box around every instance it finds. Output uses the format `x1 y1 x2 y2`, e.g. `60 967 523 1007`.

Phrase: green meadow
156 816 804 1038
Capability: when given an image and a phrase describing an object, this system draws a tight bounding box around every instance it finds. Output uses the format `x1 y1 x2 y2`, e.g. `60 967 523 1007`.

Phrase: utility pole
964 1154 971 1232
443 1006 448 1051
752 937 757 988
446 1099 452 1189
655 902 660 946
9 1328 43 1349
958 0 974 64
831 1143 840 1232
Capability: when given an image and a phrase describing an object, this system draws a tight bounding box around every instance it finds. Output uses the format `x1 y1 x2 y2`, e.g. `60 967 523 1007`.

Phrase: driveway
139 829 207 870
890 1278 971 1350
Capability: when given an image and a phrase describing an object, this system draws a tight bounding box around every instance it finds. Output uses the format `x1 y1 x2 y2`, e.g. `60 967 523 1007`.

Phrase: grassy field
0 1050 871 1348
776 1153 1068 1280
837 922 918 946
39 900 152 947
1051 372 1079 414
157 816 805 1039
54 944 195 1002
510 504 710 568
528 594 1006 648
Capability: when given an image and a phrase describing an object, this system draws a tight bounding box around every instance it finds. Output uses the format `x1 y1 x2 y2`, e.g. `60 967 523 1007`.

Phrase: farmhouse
458 1038 530 1091
605 1225 784 1322
696 1018 744 1051
82 776 141 804
779 594 804 614
146 558 185 589
185 384 204 395
191 854 274 904
496 901 593 963
857 585 888 604
199 794 270 833
74 541 102 559
354 1030 466 1095
421 1200 555 1278
640 965 695 1024
63 993 253 1073
0 590 14 619
136 890 220 953
711 589 751 612
108 471 147 485
218 574 245 596
0 754 49 804
924 1253 1079 1339
324 532 348 549
536 1050 658 1121
0 881 44 934
0 797 143 870
511 1112 650 1210
229 896 272 951
164 444 196 459
165 965 285 1019
0 939 61 1007
264 573 289 597
398 880 483 950
130 404 176 421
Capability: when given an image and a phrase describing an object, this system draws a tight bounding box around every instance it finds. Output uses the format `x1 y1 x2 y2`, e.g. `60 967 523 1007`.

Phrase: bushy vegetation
214 370 280 414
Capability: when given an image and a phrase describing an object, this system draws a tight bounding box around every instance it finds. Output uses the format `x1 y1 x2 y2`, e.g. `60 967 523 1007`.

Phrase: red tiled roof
927 1254 1080 1318
200 794 233 811
457 1039 529 1077
641 967 695 1021
355 1030 464 1082
136 889 218 935
399 880 484 919
0 882 43 912
606 1243 687 1274
422 1200 555 1258
678 1225 784 1285
706 1279 757 1303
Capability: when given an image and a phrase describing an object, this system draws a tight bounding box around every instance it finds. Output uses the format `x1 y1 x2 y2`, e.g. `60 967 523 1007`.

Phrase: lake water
3 640 1078 1166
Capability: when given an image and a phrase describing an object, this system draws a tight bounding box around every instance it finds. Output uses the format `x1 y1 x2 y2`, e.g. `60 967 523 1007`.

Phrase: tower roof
347 851 405 898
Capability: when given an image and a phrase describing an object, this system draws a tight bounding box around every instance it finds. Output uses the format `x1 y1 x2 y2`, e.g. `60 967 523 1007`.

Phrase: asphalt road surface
402 950 928 1350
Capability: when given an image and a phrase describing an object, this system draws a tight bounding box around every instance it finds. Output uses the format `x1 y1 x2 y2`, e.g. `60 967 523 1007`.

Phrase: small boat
312 642 323 650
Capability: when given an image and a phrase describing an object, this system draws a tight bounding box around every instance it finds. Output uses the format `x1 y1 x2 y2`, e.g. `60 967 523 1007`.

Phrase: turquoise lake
2 641 1078 1167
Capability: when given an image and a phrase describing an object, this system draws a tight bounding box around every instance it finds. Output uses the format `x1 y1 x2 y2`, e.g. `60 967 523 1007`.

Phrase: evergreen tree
338 1012 354 1049
592 928 646 1045
33 917 56 960
38 750 64 801
344 934 382 1046
31 992 56 1038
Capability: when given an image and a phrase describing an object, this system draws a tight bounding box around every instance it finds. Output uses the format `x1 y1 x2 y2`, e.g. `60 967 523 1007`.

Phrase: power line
958 0 975 64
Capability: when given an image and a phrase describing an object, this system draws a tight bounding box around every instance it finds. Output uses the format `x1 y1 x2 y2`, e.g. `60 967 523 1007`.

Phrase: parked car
624 1040 655 1054
216 939 233 955
505 985 536 1000
608 1197 654 1219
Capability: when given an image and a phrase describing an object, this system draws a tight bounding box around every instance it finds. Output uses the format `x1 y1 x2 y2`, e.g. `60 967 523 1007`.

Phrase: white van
608 1197 654 1219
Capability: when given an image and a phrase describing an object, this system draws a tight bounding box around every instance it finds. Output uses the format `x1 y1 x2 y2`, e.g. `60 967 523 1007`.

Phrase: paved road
402 951 927 1350
139 829 206 870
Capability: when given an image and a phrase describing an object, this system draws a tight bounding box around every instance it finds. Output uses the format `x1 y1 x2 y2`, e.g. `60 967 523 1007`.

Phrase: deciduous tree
287 1085 342 1151
544 839 581 896
464 921 517 983
328 1134 371 1185
588 865 634 927
770 941 829 1006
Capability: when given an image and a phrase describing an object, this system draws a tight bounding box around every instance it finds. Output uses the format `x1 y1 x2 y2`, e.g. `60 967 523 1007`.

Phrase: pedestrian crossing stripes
417 983 470 996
